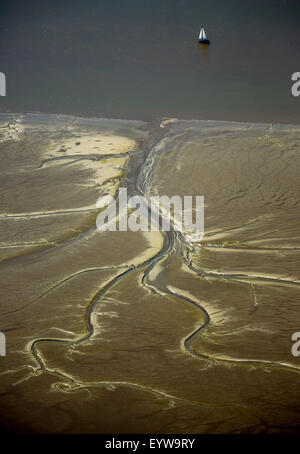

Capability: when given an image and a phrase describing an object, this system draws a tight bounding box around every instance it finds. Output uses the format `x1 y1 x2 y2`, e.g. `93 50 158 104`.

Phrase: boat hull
198 39 210 45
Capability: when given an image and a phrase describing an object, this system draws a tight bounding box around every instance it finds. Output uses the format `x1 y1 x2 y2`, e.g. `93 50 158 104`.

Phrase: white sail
199 27 207 40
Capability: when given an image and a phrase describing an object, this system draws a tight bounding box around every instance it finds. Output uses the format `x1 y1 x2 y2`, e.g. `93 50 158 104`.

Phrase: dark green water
0 0 300 123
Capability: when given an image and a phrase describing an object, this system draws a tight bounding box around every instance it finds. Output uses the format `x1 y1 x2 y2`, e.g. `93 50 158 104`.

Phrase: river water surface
1 0 300 123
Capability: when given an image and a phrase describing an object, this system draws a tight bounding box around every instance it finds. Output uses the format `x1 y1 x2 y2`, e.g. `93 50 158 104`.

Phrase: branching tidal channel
27 121 300 406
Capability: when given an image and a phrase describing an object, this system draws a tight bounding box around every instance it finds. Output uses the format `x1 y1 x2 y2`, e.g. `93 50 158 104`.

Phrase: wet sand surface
0 113 300 433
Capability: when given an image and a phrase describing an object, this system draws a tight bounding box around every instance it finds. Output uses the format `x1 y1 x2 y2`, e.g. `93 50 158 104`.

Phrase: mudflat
0 114 300 433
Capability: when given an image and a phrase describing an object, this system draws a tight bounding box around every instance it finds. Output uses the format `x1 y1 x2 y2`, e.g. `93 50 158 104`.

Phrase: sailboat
198 26 210 45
